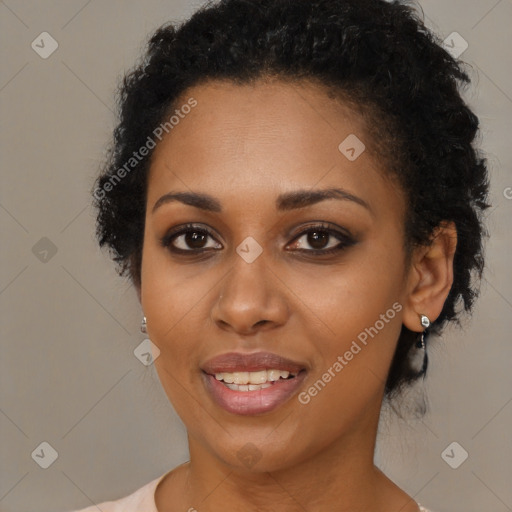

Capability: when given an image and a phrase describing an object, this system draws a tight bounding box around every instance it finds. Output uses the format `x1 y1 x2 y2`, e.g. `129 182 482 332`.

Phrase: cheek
141 239 214 342
289 242 405 335
142 254 209 418
291 244 406 399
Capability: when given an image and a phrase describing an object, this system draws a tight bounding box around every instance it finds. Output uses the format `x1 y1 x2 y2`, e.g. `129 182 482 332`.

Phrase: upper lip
201 351 306 374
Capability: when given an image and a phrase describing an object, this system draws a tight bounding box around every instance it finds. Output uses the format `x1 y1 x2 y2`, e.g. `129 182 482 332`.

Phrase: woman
77 0 489 510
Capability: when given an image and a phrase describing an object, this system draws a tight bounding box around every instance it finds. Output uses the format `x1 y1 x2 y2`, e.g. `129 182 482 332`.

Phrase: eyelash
160 222 356 257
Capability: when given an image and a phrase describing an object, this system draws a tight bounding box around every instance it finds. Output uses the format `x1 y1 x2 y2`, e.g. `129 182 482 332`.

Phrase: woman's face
141 79 411 471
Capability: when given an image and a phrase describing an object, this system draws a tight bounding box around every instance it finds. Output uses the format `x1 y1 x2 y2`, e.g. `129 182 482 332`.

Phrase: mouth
212 368 300 391
201 352 307 415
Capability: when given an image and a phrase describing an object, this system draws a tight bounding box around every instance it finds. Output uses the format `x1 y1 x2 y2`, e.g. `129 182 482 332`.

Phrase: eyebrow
152 191 222 213
151 187 372 214
276 188 371 213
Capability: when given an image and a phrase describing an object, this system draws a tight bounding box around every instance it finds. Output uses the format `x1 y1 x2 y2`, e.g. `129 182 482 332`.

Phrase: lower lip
202 371 307 415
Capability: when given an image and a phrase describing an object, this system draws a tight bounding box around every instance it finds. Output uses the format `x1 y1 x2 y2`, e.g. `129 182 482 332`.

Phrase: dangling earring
140 316 147 334
416 314 430 349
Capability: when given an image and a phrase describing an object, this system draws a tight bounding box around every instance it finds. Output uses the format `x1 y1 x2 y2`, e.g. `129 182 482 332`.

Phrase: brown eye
184 231 208 249
161 224 222 253
287 223 356 255
306 230 330 250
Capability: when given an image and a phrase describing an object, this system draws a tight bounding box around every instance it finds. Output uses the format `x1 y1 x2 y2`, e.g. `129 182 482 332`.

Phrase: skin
138 78 457 512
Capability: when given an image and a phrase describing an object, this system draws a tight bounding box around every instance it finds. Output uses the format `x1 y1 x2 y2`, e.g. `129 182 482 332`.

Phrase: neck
156 403 419 511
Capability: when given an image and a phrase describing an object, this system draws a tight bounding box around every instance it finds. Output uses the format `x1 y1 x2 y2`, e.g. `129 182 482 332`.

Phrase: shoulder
69 473 166 512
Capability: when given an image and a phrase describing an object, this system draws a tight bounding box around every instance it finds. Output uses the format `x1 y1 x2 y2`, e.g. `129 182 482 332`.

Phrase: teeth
248 370 267 384
267 370 290 381
233 372 249 384
214 369 295 385
225 382 273 392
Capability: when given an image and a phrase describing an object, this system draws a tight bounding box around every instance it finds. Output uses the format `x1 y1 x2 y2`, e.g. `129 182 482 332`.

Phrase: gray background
0 1 511 511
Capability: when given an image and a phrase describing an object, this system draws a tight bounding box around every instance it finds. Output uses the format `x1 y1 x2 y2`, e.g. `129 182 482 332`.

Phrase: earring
416 314 430 349
140 316 147 334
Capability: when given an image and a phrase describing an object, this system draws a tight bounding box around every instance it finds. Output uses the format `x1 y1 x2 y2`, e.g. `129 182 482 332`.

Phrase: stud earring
140 316 147 334
416 314 430 349
420 314 430 329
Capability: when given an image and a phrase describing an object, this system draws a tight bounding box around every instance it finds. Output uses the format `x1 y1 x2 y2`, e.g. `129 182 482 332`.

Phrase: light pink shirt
71 472 432 512
71 473 165 512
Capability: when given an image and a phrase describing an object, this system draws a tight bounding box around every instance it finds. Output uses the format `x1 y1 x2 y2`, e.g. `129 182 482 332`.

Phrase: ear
402 221 457 332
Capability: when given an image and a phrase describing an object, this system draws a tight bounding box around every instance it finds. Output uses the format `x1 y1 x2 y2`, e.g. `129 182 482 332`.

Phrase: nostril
254 319 270 328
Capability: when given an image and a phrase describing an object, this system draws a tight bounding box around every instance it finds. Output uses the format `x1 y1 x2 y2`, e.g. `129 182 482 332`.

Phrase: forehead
147 79 403 215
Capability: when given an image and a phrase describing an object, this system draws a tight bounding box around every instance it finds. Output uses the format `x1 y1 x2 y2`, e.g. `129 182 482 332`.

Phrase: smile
201 351 307 415
214 369 298 391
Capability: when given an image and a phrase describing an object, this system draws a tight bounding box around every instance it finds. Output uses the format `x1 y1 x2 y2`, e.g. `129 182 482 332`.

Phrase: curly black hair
93 0 489 397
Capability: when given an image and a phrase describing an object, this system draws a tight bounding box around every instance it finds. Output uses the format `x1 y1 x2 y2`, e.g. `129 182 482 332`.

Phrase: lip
201 351 306 374
201 351 308 415
202 370 307 415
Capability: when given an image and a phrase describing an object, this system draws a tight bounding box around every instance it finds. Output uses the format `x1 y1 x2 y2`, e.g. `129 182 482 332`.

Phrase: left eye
288 227 353 253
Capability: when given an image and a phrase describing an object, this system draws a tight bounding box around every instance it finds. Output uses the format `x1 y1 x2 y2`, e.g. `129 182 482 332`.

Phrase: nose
211 255 289 336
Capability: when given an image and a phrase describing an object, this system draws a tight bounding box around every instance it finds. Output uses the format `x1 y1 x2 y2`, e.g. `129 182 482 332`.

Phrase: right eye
161 223 223 254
